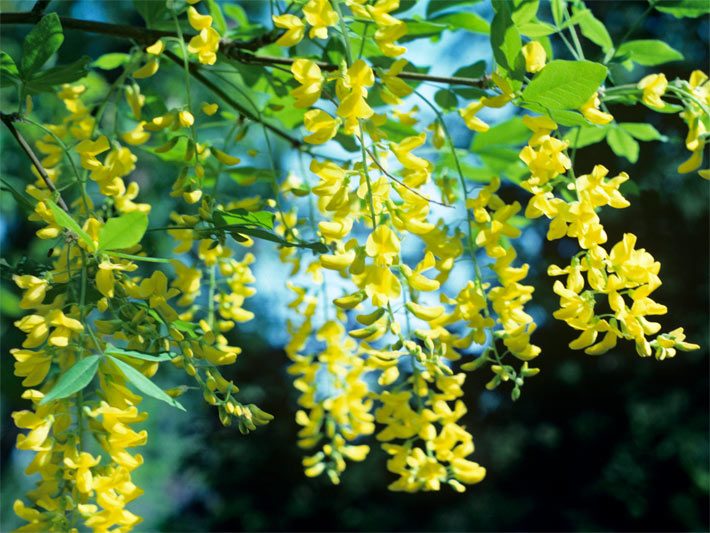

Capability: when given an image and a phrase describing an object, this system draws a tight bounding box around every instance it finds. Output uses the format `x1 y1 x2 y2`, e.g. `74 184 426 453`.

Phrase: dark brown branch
163 51 304 148
30 0 51 15
230 52 492 89
0 12 491 88
1 112 70 211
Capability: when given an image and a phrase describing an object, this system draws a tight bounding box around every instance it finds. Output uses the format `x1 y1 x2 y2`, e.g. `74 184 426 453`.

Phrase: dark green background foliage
1 0 707 531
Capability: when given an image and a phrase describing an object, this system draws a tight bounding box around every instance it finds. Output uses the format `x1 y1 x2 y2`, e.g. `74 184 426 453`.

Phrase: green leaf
0 177 35 212
109 355 185 411
224 3 249 26
491 0 524 78
98 211 148 251
21 13 64 76
471 116 530 150
653 0 710 18
516 20 557 37
214 209 275 230
133 0 168 27
564 125 609 148
607 127 639 163
0 283 22 317
434 89 459 110
453 60 487 79
26 56 90 92
431 12 490 34
92 53 131 70
511 0 540 25
575 9 613 52
205 0 227 35
619 122 667 142
1 52 20 87
521 60 608 111
105 343 173 362
427 0 483 16
46 199 95 250
615 40 684 66
551 0 567 25
41 355 100 404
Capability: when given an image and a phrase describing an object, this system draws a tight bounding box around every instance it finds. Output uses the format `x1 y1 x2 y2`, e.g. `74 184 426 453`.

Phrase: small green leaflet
21 13 63 76
92 53 131 70
46 199 96 250
575 9 613 52
105 343 174 362
214 209 275 230
521 60 608 111
97 211 148 251
40 355 100 404
491 0 524 80
615 40 684 66
619 123 667 142
25 56 90 93
109 356 185 411
653 0 710 18
607 127 640 163
1 52 20 87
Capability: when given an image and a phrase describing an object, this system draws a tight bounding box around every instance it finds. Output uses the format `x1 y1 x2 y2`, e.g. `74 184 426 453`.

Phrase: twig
0 12 492 89
30 0 51 15
163 50 303 148
1 112 69 211
364 147 452 208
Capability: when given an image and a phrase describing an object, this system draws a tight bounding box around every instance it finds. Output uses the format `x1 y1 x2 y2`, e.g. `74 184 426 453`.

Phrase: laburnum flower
133 58 159 79
580 91 613 125
638 73 668 109
375 20 407 57
12 275 48 309
380 59 413 105
365 225 401 266
459 100 489 132
187 23 220 65
522 41 546 73
336 60 375 133
273 14 305 46
303 109 340 144
291 59 324 108
678 70 709 174
303 0 339 39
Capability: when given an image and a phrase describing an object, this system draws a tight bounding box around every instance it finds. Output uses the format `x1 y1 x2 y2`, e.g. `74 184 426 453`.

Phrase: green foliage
615 39 684 67
108 355 186 411
46 199 95 249
40 355 100 404
97 211 149 252
521 60 608 111
20 13 63 76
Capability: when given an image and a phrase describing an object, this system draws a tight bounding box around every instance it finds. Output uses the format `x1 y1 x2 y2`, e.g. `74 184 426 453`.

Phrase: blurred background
1 0 708 531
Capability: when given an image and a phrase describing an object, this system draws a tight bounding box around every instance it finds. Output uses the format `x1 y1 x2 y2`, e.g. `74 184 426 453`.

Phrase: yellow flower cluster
519 118 699 359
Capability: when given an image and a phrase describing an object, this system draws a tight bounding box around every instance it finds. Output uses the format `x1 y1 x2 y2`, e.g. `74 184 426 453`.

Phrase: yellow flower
146 39 164 55
12 275 48 309
580 92 613 125
360 264 401 307
133 58 159 79
365 225 401 266
303 109 340 144
303 0 339 39
273 14 305 47
522 41 546 73
638 73 668 108
187 6 212 30
459 101 489 132
188 27 220 65
202 102 219 115
290 59 323 108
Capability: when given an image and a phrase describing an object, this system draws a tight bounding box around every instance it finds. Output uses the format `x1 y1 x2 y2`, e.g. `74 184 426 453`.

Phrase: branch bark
0 11 491 88
1 112 70 211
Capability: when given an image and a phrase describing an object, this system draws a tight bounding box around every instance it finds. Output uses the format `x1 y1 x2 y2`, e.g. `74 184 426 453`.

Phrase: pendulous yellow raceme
6 0 705 529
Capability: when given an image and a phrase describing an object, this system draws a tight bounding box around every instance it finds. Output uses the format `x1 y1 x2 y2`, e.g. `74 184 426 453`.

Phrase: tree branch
0 12 491 89
163 50 304 148
1 112 70 211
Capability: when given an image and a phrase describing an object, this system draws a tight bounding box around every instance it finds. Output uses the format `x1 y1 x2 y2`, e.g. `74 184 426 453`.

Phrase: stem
1 112 70 211
21 117 91 214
